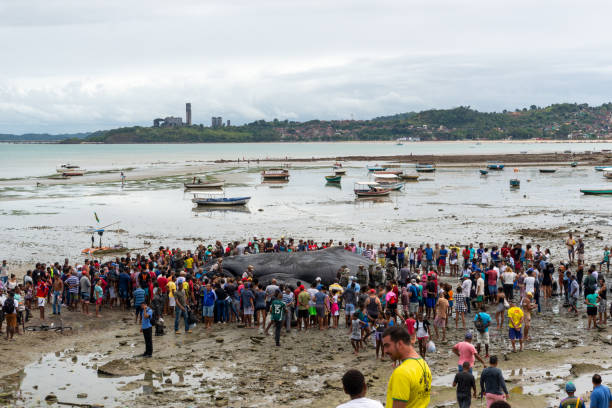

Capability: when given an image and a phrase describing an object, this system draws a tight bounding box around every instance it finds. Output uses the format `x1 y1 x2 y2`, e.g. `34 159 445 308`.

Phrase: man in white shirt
524 270 536 297
476 274 485 308
502 267 516 301
336 369 383 408
462 275 473 314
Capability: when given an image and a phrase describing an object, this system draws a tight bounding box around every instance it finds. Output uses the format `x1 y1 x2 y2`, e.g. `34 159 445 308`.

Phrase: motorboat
354 182 391 197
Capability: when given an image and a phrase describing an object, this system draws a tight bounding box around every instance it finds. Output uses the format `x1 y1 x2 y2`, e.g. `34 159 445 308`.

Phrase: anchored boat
415 163 436 173
184 180 224 189
374 174 404 191
479 169 489 175
487 161 505 170
354 182 391 197
580 189 612 195
510 179 520 188
192 192 250 206
539 169 556 173
325 175 342 183
262 168 290 180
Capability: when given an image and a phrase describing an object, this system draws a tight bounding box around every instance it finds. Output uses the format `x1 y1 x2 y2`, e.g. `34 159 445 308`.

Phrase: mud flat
0 294 610 407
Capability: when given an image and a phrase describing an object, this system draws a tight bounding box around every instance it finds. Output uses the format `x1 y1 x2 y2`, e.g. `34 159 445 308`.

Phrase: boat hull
355 190 391 197
487 165 505 170
539 169 556 173
325 175 342 182
580 189 612 195
416 168 435 173
479 170 489 175
192 197 251 206
184 182 224 189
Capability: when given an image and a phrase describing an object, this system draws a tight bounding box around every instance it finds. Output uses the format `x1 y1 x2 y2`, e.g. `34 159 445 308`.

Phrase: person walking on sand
140 300 153 358
566 233 576 264
597 278 607 326
453 361 477 408
480 355 509 408
336 369 383 408
452 332 486 373
383 326 431 408
264 290 285 346
520 292 536 341
349 313 366 354
93 279 103 318
433 292 448 342
174 283 190 334
585 289 600 330
558 381 585 408
455 286 467 329
3 290 18 341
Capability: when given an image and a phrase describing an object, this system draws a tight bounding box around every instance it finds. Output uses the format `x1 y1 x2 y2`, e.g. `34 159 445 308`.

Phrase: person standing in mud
566 233 576 264
140 300 153 357
558 381 585 408
480 355 509 408
590 374 612 408
507 299 524 352
520 292 536 341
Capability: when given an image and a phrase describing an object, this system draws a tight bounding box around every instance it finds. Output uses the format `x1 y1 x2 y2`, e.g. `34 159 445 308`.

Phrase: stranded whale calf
205 247 376 286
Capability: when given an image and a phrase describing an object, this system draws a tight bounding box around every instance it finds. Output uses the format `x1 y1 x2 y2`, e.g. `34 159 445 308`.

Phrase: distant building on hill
212 117 223 128
186 103 192 126
153 117 183 127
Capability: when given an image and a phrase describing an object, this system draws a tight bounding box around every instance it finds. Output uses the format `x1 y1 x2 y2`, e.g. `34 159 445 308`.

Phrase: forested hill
75 103 612 143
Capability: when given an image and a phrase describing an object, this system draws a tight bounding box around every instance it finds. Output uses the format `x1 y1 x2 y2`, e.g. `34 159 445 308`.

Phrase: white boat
192 192 250 206
374 174 404 190
354 182 391 197
184 180 225 189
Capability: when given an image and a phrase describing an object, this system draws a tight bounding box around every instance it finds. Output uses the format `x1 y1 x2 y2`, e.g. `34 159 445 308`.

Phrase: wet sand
0 292 610 407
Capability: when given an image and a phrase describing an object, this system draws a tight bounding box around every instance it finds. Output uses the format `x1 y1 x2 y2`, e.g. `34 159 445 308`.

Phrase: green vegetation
70 103 612 143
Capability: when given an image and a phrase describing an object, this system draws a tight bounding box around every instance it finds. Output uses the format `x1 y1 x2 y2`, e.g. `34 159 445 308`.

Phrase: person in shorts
433 292 448 342
474 305 491 357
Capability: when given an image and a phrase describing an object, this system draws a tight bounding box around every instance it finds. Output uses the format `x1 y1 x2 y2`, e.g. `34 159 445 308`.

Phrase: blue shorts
458 364 473 373
81 293 90 301
119 288 128 299
509 328 522 340
425 297 436 308
202 305 214 317
345 303 355 315
488 285 498 294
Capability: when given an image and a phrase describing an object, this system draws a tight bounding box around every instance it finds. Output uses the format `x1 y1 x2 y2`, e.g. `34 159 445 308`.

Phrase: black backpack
3 298 15 315
474 313 486 333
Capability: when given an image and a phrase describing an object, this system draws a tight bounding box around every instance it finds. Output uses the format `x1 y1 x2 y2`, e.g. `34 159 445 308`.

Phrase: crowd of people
0 234 610 407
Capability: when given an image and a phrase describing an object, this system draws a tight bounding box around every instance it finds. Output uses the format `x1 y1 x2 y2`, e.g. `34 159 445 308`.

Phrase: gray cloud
1 0 612 133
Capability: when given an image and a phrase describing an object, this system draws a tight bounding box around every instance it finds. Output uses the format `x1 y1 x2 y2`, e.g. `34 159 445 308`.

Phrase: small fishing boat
594 166 611 171
325 175 342 183
354 182 391 197
192 193 251 206
603 170 612 179
56 164 81 173
479 170 489 175
580 189 612 195
564 150 572 154
374 174 404 190
539 169 556 174
184 180 224 189
373 170 403 176
366 165 387 172
415 163 436 173
62 170 85 176
400 174 419 181
262 168 290 180
334 168 346 175
487 161 505 170
510 179 520 188
570 162 578 167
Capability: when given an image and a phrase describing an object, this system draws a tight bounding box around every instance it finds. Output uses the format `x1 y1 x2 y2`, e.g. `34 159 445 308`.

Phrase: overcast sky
2 0 612 133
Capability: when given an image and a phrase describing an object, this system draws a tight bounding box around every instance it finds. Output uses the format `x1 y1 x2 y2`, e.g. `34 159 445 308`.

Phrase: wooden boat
373 170 403 176
374 174 404 190
354 182 391 197
479 169 489 175
487 162 505 170
510 179 520 188
325 175 342 182
603 170 612 179
580 189 612 195
400 174 419 181
366 165 387 172
570 162 578 167
334 168 346 175
184 180 224 189
415 163 436 173
539 169 556 173
62 170 85 176
192 195 251 206
261 168 290 180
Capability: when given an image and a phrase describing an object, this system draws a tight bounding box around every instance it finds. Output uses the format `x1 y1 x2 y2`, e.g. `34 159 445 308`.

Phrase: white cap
315 277 321 281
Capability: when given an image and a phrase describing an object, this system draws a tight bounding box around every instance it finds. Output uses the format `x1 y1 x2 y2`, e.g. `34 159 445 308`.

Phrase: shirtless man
566 233 575 264
521 292 536 341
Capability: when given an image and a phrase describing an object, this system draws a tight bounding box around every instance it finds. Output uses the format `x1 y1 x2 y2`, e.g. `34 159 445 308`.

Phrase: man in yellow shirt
383 326 431 408
166 278 176 317
507 300 524 352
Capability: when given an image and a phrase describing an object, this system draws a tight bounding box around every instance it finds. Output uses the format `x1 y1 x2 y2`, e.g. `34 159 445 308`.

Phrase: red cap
369 289 376 294
299 285 305 290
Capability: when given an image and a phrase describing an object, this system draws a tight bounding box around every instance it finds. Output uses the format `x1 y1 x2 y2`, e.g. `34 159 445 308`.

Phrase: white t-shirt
502 271 516 285
481 252 489 266
524 276 536 294
337 397 384 408
476 278 485 296
462 279 472 296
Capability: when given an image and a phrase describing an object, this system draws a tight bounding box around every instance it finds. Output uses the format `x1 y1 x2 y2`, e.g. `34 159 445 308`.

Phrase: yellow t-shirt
508 306 524 329
167 281 176 298
386 358 431 408
185 258 194 269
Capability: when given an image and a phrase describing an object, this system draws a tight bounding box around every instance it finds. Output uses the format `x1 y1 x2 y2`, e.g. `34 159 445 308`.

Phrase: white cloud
1 0 612 133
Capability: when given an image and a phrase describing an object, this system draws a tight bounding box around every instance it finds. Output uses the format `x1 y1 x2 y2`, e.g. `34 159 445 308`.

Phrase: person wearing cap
452 332 486 373
558 381 585 408
520 292 536 341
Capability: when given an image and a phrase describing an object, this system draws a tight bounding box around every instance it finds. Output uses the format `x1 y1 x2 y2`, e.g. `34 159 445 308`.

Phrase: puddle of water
17 352 234 407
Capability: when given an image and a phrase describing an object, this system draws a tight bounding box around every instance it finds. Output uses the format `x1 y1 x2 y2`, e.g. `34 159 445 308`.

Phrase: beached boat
374 174 404 190
400 174 419 181
184 180 224 189
56 164 82 173
192 194 251 206
415 163 436 173
366 165 387 172
570 162 578 167
354 182 391 197
479 170 489 175
510 179 520 188
539 169 556 173
325 175 342 183
373 170 403 176
603 170 612 179
334 168 346 175
261 168 290 180
61 170 85 176
580 189 612 195
487 162 505 170
594 166 611 171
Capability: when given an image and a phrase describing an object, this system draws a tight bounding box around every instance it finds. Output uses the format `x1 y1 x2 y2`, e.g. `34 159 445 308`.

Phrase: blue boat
487 162 505 170
367 165 387 172
192 195 251 206
595 166 612 171
479 169 489 175
510 179 520 188
415 163 436 173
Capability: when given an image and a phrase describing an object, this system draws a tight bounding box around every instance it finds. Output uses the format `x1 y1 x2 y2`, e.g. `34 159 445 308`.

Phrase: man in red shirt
36 279 49 320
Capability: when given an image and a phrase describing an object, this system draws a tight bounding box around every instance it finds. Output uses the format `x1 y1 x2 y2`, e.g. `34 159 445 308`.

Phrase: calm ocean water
1 141 612 179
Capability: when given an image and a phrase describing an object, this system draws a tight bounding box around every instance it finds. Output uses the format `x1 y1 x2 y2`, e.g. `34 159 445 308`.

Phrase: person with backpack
558 381 585 408
3 290 18 340
474 304 492 357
